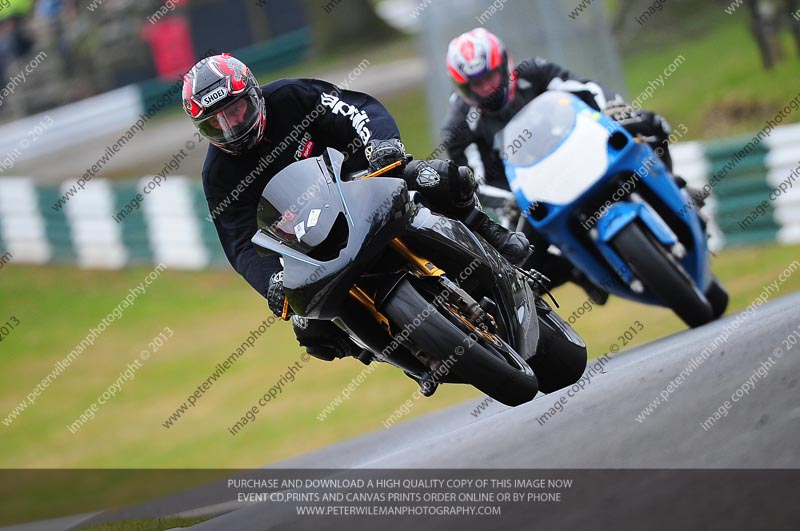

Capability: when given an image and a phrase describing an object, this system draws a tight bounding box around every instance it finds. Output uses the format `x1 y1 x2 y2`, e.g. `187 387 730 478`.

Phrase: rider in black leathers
182 53 530 363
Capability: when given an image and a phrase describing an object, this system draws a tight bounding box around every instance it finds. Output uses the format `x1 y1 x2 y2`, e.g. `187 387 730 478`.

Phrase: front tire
613 223 713 328
383 279 539 406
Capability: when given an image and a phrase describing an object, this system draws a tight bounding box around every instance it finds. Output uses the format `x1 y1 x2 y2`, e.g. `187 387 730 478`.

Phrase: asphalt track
6 291 800 531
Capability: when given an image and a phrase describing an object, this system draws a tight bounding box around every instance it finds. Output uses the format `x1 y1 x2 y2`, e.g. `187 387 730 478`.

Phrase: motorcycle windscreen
256 155 340 254
501 91 611 206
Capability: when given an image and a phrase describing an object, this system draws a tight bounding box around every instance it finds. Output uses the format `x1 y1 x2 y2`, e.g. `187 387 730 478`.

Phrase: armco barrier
0 176 227 270
765 124 800 245
0 86 144 167
706 123 800 247
704 132 778 246
1 124 800 270
0 30 311 173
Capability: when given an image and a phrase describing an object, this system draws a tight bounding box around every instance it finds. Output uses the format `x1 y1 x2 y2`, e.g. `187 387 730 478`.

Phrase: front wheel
613 223 713 328
383 279 539 406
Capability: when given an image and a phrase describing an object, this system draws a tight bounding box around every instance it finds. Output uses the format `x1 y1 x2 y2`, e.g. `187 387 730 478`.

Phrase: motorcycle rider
442 28 694 300
183 53 530 363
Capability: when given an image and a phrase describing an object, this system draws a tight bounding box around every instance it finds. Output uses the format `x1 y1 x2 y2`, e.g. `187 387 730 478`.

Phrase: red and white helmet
182 54 266 155
446 28 515 112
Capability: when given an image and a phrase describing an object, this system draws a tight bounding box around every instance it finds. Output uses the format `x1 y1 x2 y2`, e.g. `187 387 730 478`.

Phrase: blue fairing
502 92 711 305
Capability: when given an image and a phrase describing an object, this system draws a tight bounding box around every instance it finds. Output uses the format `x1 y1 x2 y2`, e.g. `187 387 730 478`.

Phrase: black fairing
253 148 411 319
286 176 410 319
403 205 539 360
251 148 538 361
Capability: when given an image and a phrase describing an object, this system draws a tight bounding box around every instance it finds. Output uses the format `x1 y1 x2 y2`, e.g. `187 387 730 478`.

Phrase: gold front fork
348 284 391 333
349 161 446 330
389 238 444 278
349 238 445 331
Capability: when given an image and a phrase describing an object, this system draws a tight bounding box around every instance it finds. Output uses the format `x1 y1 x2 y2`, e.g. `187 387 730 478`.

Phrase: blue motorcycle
496 91 727 328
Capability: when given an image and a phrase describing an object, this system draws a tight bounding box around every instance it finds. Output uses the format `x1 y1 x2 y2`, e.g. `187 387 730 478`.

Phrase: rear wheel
528 301 588 393
383 279 539 406
613 223 712 328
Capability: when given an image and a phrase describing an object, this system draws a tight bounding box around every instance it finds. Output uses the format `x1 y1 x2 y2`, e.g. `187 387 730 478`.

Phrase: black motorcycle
251 148 587 406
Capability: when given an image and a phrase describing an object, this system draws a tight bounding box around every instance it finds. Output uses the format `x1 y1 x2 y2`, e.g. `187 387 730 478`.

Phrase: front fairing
251 148 411 318
499 91 613 210
498 92 711 302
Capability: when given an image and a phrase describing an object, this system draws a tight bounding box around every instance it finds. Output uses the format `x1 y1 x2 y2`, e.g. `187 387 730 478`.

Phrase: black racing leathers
202 78 400 299
441 58 623 287
441 57 619 189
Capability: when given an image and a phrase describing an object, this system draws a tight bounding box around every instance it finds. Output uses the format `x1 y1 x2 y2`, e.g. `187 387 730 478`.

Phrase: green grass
381 88 434 157
0 264 483 470
621 9 800 138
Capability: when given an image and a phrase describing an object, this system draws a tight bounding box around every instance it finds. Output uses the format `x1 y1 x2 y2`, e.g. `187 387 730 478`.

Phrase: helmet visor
467 68 504 98
195 87 262 144
460 66 508 110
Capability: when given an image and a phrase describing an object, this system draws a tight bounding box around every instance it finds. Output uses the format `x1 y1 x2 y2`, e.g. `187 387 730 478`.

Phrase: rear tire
613 223 713 328
528 302 588 393
706 276 729 320
383 279 539 406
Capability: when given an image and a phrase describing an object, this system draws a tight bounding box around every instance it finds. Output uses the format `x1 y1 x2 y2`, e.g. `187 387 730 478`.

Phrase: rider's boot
464 208 531 265
293 316 359 361
571 269 609 305
674 175 709 231
404 371 439 397
674 175 707 210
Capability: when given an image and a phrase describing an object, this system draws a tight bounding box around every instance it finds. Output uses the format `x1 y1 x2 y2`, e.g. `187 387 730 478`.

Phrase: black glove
267 271 292 317
403 159 477 216
610 107 672 142
404 159 447 188
641 111 672 140
603 98 635 123
404 159 476 199
456 165 478 203
365 138 408 175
